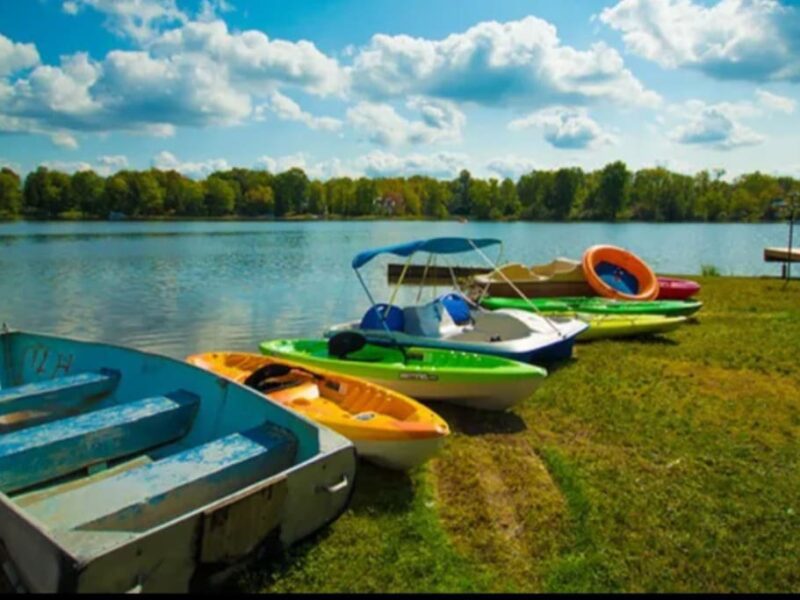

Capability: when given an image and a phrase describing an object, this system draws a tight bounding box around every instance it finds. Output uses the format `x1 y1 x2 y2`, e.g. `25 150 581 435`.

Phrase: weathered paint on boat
0 330 356 593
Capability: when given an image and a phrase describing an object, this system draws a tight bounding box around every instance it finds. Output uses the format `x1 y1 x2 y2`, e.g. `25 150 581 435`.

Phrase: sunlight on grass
238 276 800 593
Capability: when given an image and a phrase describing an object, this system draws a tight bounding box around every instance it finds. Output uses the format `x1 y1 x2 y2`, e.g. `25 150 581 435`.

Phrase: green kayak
260 339 546 411
480 296 703 317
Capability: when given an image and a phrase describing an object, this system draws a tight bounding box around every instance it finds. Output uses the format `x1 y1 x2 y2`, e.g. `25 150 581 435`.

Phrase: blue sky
0 0 798 180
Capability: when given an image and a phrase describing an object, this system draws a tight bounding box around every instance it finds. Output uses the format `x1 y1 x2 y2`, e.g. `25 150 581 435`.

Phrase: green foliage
0 168 22 218
4 162 797 221
594 161 631 221
69 170 106 216
241 185 275 216
273 168 310 216
203 175 236 216
701 264 721 276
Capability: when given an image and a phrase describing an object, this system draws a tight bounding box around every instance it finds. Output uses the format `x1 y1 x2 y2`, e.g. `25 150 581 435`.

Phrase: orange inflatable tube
582 245 659 301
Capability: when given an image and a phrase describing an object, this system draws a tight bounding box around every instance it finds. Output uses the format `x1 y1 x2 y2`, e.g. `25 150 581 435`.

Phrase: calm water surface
0 220 789 358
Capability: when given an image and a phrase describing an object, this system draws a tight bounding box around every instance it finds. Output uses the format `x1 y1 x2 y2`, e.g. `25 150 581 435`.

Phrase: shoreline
0 215 790 225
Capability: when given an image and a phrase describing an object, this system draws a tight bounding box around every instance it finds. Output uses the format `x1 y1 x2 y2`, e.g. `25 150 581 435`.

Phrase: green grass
240 276 800 593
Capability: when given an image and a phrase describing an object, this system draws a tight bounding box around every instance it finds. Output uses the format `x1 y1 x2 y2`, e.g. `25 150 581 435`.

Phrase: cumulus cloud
354 150 468 178
256 153 359 179
255 152 310 173
197 0 234 22
347 97 465 146
152 20 345 97
40 160 94 174
152 150 229 178
256 91 342 131
40 154 129 175
669 100 765 149
349 16 660 107
0 34 40 76
63 0 187 43
51 132 79 149
756 89 796 114
0 16 348 143
485 155 538 179
509 106 614 149
97 154 129 174
600 0 800 82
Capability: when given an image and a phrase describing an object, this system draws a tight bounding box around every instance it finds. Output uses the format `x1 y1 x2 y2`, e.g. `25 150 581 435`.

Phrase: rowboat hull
0 330 356 593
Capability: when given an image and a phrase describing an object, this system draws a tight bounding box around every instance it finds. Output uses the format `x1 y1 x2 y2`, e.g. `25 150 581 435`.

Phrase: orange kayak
186 352 450 470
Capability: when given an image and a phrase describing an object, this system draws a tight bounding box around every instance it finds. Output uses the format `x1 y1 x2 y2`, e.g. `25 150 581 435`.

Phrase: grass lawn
240 276 800 593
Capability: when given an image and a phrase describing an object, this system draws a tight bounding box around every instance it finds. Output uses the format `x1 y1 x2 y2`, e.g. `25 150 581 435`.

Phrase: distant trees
594 161 631 221
0 168 22 218
0 161 797 222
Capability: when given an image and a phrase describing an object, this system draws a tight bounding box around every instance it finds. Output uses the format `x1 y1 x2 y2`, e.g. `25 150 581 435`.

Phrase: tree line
0 162 797 222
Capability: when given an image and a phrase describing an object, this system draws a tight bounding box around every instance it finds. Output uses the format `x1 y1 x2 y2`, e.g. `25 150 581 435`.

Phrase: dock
764 247 800 262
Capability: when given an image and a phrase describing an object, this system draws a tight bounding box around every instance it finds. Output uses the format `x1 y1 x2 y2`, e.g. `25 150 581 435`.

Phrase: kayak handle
317 475 349 494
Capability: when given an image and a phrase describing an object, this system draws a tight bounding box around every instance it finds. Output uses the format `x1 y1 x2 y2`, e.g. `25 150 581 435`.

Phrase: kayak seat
437 293 473 325
0 391 199 494
595 261 640 295
360 304 405 332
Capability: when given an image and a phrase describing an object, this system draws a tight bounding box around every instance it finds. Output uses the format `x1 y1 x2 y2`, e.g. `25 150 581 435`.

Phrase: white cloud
347 97 465 146
509 106 614 149
0 16 348 144
197 0 234 22
600 0 800 82
0 159 22 173
257 91 342 131
255 150 470 179
0 34 40 76
255 153 310 173
40 160 94 174
153 20 346 97
349 16 660 107
63 0 187 43
354 150 468 178
51 132 78 149
485 155 538 179
97 154 129 174
669 100 765 149
756 89 796 114
256 154 359 179
152 150 229 178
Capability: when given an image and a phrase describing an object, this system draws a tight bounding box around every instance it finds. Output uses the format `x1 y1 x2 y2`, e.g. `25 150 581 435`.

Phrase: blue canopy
351 237 501 269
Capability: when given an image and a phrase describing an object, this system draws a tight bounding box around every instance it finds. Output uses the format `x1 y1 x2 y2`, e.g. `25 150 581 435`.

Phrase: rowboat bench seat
0 369 121 419
0 391 200 494
25 424 298 534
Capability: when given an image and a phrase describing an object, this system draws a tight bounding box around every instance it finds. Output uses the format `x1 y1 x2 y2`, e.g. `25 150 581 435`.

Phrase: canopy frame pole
416 253 435 303
468 240 565 338
388 254 413 307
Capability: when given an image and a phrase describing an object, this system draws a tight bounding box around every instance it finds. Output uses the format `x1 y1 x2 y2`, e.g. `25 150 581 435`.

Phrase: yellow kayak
560 313 688 341
186 352 450 470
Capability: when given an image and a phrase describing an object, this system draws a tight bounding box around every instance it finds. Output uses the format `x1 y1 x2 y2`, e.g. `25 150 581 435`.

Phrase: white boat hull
354 436 447 470
353 373 544 411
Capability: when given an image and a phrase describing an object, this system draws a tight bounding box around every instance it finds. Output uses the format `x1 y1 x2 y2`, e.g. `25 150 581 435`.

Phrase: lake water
0 220 790 358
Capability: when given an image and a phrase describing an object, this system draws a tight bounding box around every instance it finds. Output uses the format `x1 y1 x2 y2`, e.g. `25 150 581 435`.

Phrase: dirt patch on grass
431 433 569 592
